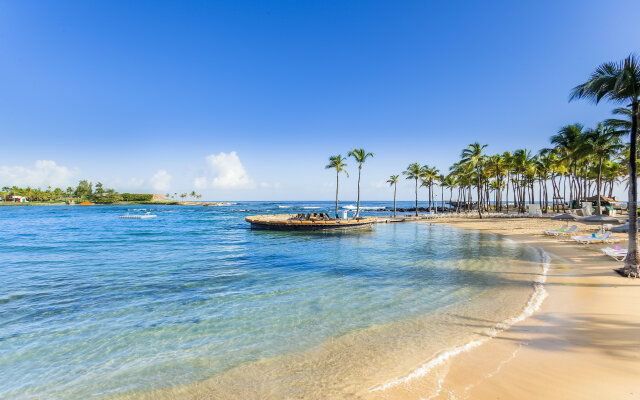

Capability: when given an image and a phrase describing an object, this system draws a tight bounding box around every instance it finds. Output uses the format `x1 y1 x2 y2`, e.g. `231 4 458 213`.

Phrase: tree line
0 180 203 204
327 55 639 277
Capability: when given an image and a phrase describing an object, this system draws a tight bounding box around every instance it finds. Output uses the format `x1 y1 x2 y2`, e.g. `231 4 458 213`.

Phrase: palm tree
348 148 374 218
387 174 399 217
420 165 439 212
550 124 585 206
605 107 633 134
461 142 487 218
584 123 624 214
570 54 640 277
325 155 349 218
438 174 445 214
190 190 197 200
487 154 506 211
440 174 457 213
403 163 422 216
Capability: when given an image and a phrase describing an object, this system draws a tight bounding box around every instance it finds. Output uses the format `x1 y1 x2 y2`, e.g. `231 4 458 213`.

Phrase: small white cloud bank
0 160 79 188
150 169 172 191
194 151 255 190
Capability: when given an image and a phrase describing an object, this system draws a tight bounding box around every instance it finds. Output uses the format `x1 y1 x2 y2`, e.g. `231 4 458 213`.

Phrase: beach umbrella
579 215 621 230
552 213 577 221
611 223 639 233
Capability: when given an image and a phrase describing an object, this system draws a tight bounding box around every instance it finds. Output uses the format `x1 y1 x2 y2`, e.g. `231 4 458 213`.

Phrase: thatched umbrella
611 223 638 233
552 213 577 221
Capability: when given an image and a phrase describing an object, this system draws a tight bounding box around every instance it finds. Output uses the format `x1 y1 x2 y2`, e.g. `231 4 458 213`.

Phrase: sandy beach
375 216 640 400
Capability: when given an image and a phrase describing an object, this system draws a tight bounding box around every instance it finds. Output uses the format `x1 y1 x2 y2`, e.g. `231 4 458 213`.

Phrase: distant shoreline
0 201 232 207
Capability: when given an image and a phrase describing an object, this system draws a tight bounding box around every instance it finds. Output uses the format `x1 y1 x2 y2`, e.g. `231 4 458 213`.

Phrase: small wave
343 205 386 210
371 249 551 393
302 207 322 209
278 205 291 208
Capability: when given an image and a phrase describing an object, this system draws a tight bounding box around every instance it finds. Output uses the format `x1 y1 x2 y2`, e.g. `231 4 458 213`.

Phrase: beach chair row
542 225 617 244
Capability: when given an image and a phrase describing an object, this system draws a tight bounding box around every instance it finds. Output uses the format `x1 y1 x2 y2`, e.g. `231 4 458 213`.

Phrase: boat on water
120 212 157 219
245 213 376 231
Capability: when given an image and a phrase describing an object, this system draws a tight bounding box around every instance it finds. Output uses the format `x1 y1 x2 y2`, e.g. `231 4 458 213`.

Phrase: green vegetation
570 54 639 277
120 193 152 202
329 55 638 278
0 181 202 205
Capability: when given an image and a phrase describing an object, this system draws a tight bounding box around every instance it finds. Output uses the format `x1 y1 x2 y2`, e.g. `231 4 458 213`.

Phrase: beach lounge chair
601 247 627 262
573 231 614 245
542 224 568 235
550 225 578 236
570 228 603 243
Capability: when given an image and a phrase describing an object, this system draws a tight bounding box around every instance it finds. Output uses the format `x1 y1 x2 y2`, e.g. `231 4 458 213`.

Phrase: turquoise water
0 202 541 399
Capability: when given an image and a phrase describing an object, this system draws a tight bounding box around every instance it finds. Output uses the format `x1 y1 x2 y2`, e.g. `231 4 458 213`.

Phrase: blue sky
1 1 639 200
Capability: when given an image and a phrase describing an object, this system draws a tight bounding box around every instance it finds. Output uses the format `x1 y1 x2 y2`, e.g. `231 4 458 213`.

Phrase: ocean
0 201 546 399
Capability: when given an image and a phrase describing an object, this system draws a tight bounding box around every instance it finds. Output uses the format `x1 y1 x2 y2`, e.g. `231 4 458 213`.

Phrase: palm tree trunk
596 156 603 215
476 168 482 218
449 188 453 214
415 178 418 217
506 174 510 212
563 175 567 212
335 172 339 218
393 183 397 217
624 102 639 276
608 180 614 198
355 166 361 218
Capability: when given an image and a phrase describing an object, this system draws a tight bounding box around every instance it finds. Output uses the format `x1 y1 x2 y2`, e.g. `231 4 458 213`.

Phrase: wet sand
374 216 640 400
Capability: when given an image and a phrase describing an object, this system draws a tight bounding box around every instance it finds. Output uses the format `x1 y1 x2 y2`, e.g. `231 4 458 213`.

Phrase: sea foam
370 248 551 393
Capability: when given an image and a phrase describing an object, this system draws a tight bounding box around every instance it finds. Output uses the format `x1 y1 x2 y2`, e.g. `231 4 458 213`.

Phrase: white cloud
127 178 145 188
193 176 207 190
150 169 171 191
259 182 281 189
194 151 255 190
0 160 79 188
372 179 389 189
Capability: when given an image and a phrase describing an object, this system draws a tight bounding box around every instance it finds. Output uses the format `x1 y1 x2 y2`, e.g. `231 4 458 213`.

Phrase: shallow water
0 202 543 399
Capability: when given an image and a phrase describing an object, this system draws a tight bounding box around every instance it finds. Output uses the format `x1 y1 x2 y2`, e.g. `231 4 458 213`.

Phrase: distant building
8 195 27 203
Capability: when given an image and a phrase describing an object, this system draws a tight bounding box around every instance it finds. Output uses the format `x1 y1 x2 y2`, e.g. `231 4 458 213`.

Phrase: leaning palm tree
403 163 422 216
387 174 399 217
570 54 640 277
348 148 374 218
325 155 349 218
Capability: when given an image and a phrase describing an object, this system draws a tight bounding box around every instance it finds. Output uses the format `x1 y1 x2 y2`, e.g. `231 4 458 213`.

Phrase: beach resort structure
246 213 377 230
6 195 27 203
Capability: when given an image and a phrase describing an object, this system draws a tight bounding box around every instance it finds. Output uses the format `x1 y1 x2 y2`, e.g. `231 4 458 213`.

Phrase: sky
1 0 639 201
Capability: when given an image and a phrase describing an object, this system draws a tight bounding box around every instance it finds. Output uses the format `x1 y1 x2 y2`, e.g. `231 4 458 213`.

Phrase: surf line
370 247 551 393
